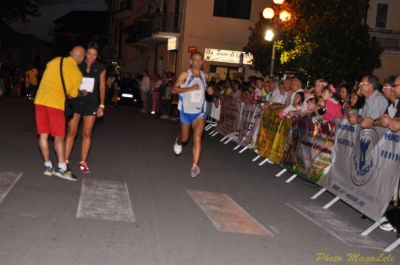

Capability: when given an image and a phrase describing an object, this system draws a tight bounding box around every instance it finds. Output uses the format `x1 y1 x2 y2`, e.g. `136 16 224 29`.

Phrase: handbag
60 57 74 121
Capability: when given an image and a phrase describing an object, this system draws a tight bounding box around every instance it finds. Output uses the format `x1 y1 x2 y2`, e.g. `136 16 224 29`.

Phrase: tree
244 0 383 85
0 0 41 24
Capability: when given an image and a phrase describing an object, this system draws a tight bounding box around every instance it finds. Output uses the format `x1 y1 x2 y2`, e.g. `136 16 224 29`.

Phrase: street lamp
262 0 291 77
279 10 291 22
264 29 275 42
262 8 275 19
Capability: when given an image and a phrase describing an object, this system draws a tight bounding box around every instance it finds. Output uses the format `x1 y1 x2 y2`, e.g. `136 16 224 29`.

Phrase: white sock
44 161 52 168
58 163 67 171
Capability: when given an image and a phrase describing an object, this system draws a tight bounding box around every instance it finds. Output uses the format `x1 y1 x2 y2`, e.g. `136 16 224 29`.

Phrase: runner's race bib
79 77 95 93
190 90 202 103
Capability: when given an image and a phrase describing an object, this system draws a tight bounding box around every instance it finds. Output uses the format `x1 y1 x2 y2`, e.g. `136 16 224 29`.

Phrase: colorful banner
319 120 400 221
216 96 242 136
237 102 263 147
268 116 292 164
256 105 291 164
256 106 282 159
282 115 335 183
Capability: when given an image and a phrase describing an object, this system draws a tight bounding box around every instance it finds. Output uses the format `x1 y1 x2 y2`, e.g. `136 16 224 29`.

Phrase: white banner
204 48 253 65
320 120 400 221
237 103 263 147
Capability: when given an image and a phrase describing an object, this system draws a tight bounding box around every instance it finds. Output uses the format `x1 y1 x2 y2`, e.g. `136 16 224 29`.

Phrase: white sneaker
191 164 200 178
380 221 395 232
173 138 182 155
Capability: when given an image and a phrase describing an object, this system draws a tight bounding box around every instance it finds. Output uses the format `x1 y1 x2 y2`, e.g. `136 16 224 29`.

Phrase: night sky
11 0 107 42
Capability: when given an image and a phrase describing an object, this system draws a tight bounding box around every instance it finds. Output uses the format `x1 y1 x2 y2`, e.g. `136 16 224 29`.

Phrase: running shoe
53 167 77 181
191 164 200 178
380 221 395 232
173 138 182 155
79 161 91 174
43 165 53 176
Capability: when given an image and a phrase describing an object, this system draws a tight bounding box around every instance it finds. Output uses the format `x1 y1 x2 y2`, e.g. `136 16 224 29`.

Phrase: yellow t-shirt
34 57 82 110
225 87 233 96
261 88 268 97
26 68 39 86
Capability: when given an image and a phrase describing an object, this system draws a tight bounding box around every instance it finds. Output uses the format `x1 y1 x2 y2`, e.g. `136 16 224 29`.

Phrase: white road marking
268 225 280 234
187 189 273 236
286 202 387 250
0 172 23 204
76 178 135 223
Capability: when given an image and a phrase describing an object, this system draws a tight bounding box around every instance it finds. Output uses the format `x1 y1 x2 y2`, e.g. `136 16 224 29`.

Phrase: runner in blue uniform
172 52 214 177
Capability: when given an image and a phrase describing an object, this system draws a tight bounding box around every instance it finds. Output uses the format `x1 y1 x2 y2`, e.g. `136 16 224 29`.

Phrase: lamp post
264 29 276 77
262 0 291 78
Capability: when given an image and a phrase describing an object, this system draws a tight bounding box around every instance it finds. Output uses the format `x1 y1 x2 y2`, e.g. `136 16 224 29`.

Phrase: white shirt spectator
359 90 388 120
140 76 151 93
269 88 287 104
387 99 399 118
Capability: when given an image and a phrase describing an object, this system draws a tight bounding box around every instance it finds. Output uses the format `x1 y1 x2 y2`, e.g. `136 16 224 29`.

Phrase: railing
369 28 400 51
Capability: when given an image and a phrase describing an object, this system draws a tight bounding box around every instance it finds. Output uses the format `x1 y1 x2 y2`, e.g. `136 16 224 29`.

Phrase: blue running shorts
179 111 205 124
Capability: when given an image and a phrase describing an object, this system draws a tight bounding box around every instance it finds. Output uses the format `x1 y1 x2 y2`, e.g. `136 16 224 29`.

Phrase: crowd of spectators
0 63 40 100
204 74 400 133
4 60 399 136
123 71 400 135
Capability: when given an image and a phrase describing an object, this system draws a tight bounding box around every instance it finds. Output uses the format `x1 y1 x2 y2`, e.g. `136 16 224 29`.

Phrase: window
213 0 251 20
375 3 388 28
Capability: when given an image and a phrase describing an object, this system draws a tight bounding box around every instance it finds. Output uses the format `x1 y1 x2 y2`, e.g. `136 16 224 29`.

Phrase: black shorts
70 95 98 116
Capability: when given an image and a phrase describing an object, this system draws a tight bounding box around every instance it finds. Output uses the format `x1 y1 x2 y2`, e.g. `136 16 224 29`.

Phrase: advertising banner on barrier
268 116 292 164
282 115 335 183
216 96 242 136
256 106 283 159
237 103 263 147
319 120 400 221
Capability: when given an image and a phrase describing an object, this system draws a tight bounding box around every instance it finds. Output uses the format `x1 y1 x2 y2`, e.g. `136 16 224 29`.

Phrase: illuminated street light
263 0 291 77
263 7 275 19
265 29 275 42
279 10 291 22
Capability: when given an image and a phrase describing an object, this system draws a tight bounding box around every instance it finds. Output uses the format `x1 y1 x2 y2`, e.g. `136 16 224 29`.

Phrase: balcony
124 12 181 46
369 28 400 51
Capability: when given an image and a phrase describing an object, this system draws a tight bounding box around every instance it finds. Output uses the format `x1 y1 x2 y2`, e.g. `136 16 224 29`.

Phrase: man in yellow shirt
34 46 85 181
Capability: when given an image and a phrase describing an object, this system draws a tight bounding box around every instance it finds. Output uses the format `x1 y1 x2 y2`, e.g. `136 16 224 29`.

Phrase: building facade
368 0 400 79
106 0 264 78
106 0 400 80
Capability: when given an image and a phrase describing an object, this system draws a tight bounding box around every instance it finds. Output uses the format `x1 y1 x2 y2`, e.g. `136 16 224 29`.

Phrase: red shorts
35 105 66 137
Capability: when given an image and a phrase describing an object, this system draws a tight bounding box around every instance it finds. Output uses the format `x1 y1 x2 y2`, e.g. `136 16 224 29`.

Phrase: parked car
115 77 142 108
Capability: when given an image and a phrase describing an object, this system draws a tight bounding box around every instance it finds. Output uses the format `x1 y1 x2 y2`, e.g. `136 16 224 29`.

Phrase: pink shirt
253 87 262 98
323 98 343 121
